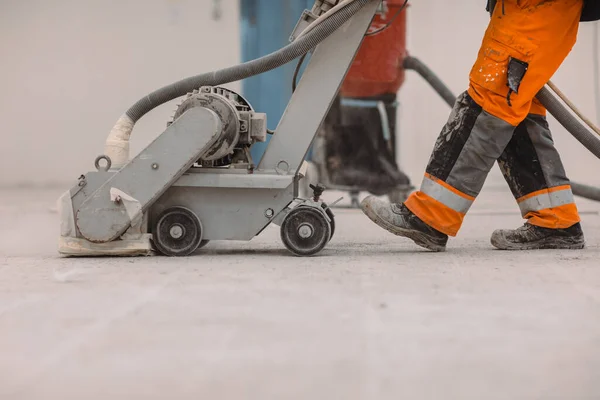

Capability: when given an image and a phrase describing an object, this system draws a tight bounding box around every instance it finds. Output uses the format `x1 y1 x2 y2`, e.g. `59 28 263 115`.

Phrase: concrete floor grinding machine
58 0 383 257
59 0 600 257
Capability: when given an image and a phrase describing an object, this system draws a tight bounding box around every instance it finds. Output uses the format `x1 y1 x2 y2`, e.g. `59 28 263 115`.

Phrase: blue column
240 0 314 163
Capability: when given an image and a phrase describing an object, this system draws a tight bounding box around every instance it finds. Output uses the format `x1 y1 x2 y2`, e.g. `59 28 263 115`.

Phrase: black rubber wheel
321 203 336 241
281 207 331 257
153 207 203 257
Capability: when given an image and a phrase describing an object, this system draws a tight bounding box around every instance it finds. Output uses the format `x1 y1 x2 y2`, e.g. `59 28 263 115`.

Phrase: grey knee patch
446 111 516 197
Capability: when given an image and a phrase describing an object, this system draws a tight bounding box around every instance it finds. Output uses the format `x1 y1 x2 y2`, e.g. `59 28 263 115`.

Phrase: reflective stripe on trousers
405 173 475 237
517 185 580 229
421 173 474 214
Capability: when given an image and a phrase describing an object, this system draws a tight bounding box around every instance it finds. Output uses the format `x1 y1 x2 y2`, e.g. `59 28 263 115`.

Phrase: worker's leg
361 0 583 251
492 105 584 249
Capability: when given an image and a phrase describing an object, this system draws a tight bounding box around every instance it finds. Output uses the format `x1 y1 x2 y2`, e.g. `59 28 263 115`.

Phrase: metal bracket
290 10 318 42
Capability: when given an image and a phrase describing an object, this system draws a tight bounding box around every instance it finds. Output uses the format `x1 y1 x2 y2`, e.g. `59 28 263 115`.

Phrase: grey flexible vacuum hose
571 181 600 202
404 55 600 202
126 0 369 122
536 86 600 159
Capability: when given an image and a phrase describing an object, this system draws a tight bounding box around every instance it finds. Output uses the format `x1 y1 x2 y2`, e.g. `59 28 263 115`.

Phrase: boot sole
362 202 446 252
491 235 586 251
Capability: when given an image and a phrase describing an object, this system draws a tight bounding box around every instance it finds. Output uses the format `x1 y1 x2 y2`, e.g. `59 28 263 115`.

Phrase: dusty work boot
490 222 585 250
361 196 448 252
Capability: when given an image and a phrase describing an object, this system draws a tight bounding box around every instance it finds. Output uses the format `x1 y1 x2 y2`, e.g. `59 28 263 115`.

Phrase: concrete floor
1 186 600 400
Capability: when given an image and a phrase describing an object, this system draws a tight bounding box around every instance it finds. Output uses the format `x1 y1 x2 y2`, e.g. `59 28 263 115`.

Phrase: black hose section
571 182 600 202
403 56 456 108
125 0 370 122
364 0 408 37
292 52 309 93
536 86 600 160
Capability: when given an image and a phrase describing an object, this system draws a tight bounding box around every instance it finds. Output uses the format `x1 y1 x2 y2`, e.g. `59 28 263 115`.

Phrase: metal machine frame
59 0 381 257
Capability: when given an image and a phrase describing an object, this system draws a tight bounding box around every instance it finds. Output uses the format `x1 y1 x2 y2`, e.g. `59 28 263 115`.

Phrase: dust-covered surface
1 187 600 400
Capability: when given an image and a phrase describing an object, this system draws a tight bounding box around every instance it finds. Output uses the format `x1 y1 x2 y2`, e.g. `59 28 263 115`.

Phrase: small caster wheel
321 203 335 241
350 191 360 208
281 206 331 256
153 206 204 257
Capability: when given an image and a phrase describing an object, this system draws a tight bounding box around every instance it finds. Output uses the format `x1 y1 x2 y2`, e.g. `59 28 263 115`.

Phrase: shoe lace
390 203 409 215
514 224 541 237
515 223 533 233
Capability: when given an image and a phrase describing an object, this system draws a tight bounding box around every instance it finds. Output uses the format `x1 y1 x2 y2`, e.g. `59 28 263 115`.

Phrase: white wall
0 0 240 187
1 0 599 188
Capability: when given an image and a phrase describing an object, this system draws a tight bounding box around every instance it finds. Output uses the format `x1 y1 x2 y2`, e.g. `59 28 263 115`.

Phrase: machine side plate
76 107 222 243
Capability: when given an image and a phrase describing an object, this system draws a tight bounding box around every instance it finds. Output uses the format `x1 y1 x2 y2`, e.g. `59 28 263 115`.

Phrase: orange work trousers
404 0 583 236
